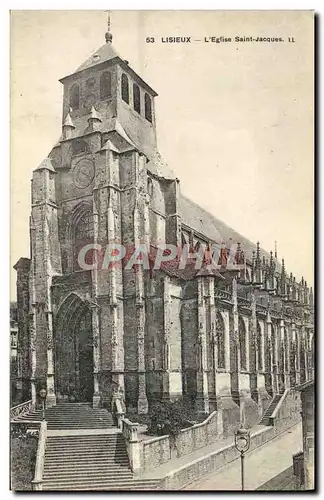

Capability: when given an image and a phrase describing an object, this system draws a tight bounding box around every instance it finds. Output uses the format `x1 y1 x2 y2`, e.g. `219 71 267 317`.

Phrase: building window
70 84 80 110
100 71 112 100
121 73 129 104
145 93 152 122
147 177 153 197
239 316 247 371
73 210 94 270
216 312 225 369
271 324 276 364
133 83 141 114
257 322 262 370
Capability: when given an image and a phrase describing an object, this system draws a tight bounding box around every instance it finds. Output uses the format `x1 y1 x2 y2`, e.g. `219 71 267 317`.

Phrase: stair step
42 479 158 487
43 472 133 479
45 454 128 458
43 483 159 491
44 464 130 471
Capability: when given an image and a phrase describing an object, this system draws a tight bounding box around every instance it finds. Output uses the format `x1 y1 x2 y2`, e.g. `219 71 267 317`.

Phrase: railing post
122 418 141 473
129 423 141 472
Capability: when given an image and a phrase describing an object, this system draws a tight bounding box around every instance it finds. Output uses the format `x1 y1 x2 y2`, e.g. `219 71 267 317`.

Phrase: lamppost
234 424 251 490
39 389 47 420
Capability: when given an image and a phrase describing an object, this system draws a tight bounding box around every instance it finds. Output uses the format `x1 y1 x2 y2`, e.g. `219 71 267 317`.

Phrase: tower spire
105 10 113 44
274 240 278 260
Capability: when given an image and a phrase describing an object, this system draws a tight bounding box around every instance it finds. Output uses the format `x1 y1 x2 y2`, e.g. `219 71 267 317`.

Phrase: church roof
60 41 158 97
146 152 177 180
35 158 56 173
75 43 121 72
179 194 277 266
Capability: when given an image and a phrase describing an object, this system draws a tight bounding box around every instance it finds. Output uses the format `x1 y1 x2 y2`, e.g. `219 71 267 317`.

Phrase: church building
14 27 314 429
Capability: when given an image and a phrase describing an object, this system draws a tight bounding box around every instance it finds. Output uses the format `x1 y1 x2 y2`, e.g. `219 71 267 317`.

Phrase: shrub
11 434 38 491
147 397 196 439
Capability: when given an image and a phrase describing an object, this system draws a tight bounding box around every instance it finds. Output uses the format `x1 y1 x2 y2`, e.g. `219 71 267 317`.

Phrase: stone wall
142 435 171 471
269 389 301 433
159 424 296 490
179 411 221 456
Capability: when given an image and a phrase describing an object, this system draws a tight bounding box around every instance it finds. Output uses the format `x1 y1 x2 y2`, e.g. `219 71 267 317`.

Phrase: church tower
25 18 180 412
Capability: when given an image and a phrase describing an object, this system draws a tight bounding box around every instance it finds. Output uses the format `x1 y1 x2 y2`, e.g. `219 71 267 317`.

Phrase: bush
147 397 196 439
11 434 38 491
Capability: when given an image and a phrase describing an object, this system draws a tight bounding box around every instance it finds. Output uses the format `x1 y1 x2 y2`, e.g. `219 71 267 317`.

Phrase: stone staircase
260 394 282 426
16 402 114 430
16 402 160 491
42 434 159 491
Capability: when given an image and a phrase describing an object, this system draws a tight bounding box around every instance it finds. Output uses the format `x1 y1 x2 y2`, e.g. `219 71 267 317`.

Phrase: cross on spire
105 10 113 44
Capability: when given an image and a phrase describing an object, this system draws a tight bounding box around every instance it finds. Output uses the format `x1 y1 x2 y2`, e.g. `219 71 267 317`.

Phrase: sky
10 10 314 299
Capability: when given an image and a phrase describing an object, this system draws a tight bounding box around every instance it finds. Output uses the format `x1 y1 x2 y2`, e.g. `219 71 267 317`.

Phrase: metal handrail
10 400 32 420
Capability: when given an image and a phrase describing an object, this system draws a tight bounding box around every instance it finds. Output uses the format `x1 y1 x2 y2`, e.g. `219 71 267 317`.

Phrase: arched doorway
54 294 94 402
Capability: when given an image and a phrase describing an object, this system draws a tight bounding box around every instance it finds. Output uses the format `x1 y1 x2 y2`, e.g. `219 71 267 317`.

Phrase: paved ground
184 423 302 491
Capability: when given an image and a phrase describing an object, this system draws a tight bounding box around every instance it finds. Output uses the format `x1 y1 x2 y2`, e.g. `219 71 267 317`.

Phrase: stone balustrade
122 418 141 472
215 289 232 302
237 296 251 309
114 398 125 430
31 420 47 491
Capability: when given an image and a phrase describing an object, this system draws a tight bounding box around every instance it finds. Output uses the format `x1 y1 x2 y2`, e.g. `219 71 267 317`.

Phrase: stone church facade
14 32 314 427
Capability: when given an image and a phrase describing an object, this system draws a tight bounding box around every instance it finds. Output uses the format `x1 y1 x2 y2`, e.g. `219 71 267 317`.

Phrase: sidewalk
183 423 302 490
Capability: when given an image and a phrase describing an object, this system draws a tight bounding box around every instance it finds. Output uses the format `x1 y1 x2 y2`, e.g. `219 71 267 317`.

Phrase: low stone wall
175 411 220 458
160 424 292 490
142 435 171 471
269 389 301 432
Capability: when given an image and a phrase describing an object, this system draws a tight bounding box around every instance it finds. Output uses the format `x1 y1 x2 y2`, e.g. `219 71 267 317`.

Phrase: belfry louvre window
100 72 112 100
70 84 80 110
133 83 141 114
145 93 152 122
121 73 129 104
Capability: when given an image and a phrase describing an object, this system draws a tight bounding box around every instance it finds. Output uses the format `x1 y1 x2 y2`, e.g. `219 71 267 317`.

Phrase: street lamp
39 389 47 420
234 424 251 491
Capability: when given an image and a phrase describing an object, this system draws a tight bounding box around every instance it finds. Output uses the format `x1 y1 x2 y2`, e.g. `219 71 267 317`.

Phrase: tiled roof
179 194 279 267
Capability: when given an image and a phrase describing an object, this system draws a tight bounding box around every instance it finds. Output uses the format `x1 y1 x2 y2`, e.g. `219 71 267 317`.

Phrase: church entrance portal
54 294 94 402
